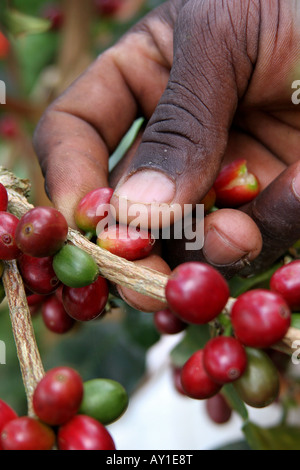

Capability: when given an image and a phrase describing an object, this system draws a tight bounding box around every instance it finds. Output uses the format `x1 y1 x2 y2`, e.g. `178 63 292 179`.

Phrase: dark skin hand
34 0 300 312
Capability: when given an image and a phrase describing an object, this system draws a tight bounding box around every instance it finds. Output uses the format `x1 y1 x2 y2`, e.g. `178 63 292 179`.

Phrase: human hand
33 0 300 311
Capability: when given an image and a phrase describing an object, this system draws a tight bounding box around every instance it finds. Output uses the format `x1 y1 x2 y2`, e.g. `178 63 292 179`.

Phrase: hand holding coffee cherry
0 170 300 449
33 0 300 314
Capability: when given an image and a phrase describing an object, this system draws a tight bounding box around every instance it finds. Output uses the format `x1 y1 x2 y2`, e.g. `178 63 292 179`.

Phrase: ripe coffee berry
75 187 114 236
0 116 19 139
205 394 232 425
172 366 186 396
58 415 116 450
153 308 187 335
33 367 83 426
0 183 8 211
62 275 109 322
231 289 291 348
27 293 45 316
97 224 155 261
0 32 10 59
15 206 68 257
18 253 60 295
180 350 221 400
0 212 21 260
1 417 55 450
93 0 122 17
165 262 229 325
214 159 260 208
0 400 18 450
41 3 64 30
203 336 247 384
270 261 300 311
42 296 75 334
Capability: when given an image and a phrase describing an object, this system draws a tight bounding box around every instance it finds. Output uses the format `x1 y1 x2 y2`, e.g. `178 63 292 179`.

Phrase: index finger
33 7 174 226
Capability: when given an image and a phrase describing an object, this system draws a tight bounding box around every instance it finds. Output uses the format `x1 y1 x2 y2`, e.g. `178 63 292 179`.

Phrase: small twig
2 261 44 417
0 166 299 357
1 166 169 303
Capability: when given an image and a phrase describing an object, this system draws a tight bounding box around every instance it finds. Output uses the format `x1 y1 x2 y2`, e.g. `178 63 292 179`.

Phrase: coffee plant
1 0 300 452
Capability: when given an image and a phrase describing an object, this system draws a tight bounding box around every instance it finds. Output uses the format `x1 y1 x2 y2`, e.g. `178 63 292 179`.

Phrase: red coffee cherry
205 394 232 425
41 3 64 30
93 0 122 17
165 262 229 325
18 253 60 295
33 367 84 426
62 275 109 322
0 183 8 211
154 308 187 335
231 289 291 348
27 293 45 316
1 417 55 450
0 116 19 139
171 366 187 396
213 159 260 208
203 336 247 384
15 207 68 257
97 224 155 261
180 350 221 400
0 400 18 450
270 261 300 312
58 415 116 450
75 187 114 236
42 296 75 334
0 32 10 59
0 212 21 260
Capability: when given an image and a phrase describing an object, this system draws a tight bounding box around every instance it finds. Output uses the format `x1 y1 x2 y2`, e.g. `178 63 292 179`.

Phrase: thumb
111 0 260 228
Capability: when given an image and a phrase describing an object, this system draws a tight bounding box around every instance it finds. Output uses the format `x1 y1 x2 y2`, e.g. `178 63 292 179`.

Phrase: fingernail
115 170 175 204
292 172 300 200
203 226 249 266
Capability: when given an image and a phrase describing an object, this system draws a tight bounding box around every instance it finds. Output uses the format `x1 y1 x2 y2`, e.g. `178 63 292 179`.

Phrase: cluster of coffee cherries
154 258 300 418
0 183 112 333
0 366 128 450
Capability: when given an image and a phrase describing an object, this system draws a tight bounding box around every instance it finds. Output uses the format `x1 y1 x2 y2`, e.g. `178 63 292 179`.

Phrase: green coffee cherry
0 260 4 278
234 347 280 408
53 245 98 288
0 280 5 304
79 378 129 425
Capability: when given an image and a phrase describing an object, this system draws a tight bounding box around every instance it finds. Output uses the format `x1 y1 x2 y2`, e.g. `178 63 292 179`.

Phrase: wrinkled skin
34 0 300 311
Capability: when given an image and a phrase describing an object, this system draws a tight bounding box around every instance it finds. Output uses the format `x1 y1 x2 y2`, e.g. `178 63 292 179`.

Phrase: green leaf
4 9 51 37
222 384 249 422
0 281 5 305
291 314 300 330
214 440 252 451
109 118 144 172
170 324 210 367
243 422 300 450
229 263 280 298
14 32 59 94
